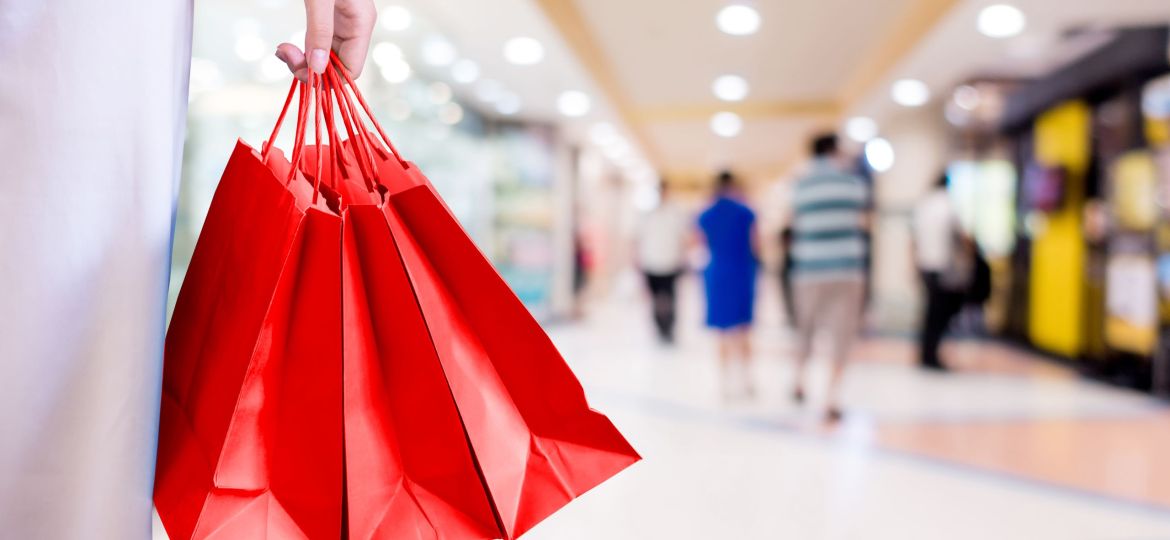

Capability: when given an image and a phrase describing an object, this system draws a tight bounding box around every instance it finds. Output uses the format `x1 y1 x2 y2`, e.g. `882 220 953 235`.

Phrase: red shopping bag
331 63 641 538
155 83 346 539
158 65 639 539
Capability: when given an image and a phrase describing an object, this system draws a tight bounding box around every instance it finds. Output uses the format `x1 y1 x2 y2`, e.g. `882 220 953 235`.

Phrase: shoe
921 362 950 373
825 407 843 423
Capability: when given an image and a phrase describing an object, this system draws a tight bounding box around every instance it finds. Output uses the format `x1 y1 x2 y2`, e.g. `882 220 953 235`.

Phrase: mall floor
525 275 1170 540
151 276 1170 540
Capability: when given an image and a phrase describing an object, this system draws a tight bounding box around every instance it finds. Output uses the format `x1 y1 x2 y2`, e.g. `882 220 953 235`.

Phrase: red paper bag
340 202 504 539
329 63 641 537
155 137 345 539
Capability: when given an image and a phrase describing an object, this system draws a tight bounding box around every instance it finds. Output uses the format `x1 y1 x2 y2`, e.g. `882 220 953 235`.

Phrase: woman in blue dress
697 171 758 398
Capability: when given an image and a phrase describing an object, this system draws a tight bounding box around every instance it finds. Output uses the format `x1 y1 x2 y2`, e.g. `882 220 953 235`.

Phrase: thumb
304 0 336 74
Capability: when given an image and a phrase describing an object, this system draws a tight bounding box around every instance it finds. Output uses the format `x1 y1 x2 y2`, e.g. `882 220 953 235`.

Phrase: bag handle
325 68 379 188
328 52 408 168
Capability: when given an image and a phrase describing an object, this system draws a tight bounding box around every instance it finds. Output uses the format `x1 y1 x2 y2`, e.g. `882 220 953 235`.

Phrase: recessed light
371 42 403 67
421 36 457 67
891 79 930 107
504 37 545 65
844 116 878 143
451 59 480 84
716 5 761 36
380 5 412 32
710 112 743 137
558 91 591 117
977 4 1025 39
712 75 749 102
865 137 895 172
379 59 411 84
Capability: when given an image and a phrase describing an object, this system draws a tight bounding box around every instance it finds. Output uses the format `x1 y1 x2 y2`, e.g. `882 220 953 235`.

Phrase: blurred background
168 0 1170 538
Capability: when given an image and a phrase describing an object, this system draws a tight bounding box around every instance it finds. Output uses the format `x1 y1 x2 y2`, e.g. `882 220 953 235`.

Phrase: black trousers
919 271 965 367
645 271 680 341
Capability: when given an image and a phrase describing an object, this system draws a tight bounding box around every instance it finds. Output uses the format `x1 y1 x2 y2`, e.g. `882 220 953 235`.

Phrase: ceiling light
891 79 930 107
379 59 412 84
496 93 522 115
844 116 878 143
371 42 403 67
557 91 591 117
953 85 981 110
712 75 749 102
504 37 545 65
710 111 743 137
380 5 412 32
977 4 1026 39
865 137 895 172
716 5 761 36
451 59 480 84
421 36 457 67
234 34 266 62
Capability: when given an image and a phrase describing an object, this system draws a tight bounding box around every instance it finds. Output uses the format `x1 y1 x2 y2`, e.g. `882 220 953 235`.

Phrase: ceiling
197 0 1170 187
520 0 1170 185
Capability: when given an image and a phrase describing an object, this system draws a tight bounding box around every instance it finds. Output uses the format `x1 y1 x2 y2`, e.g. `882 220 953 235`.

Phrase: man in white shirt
637 181 690 343
913 173 965 371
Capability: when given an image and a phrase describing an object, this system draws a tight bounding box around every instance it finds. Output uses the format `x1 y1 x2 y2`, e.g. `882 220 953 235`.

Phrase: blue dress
698 197 756 329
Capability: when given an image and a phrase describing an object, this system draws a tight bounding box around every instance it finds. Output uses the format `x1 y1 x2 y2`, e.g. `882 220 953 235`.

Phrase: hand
275 0 377 81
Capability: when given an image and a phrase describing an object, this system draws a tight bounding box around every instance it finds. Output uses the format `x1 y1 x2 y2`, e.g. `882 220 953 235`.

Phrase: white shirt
913 189 957 272
637 202 689 274
0 1 192 538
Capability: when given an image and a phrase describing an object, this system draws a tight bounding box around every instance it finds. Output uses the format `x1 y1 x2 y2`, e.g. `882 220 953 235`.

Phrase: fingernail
274 49 287 62
309 49 328 74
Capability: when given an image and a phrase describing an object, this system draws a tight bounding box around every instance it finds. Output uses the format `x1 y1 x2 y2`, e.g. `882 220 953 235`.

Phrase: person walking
637 181 689 343
913 172 968 371
0 2 377 537
788 134 870 422
698 171 758 398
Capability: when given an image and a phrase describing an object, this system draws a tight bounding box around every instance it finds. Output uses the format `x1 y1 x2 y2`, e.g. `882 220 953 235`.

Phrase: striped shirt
789 160 870 280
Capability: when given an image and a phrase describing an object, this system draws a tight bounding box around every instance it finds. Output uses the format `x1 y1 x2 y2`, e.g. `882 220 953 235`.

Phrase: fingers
333 0 377 78
303 0 336 74
275 43 308 82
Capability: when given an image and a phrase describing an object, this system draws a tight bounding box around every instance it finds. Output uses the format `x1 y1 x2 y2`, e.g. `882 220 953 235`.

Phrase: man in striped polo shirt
788 133 870 422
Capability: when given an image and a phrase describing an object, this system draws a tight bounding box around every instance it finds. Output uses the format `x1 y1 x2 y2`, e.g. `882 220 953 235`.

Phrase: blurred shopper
913 172 974 371
637 181 689 343
789 134 870 422
778 226 797 328
0 1 375 537
698 171 759 397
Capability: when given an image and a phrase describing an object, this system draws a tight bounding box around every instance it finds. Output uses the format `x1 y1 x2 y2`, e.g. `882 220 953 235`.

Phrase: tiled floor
152 276 1170 539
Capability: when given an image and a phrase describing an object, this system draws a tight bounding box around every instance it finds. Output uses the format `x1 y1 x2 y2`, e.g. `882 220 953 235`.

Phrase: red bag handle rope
328 52 408 168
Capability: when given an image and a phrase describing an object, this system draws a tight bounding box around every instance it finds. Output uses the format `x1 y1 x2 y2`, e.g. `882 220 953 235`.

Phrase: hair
936 171 949 188
811 133 839 157
716 170 736 192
